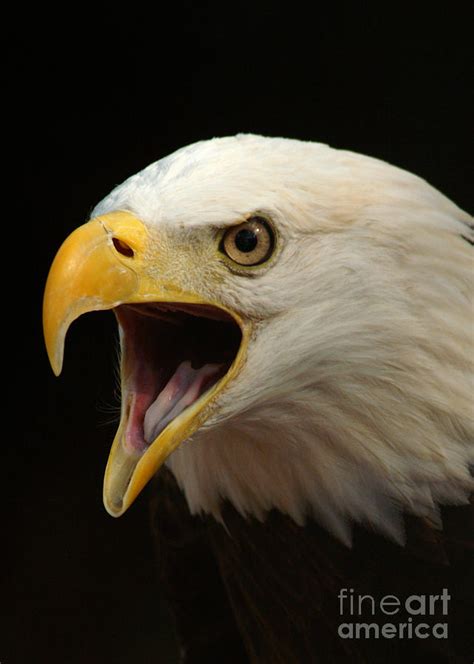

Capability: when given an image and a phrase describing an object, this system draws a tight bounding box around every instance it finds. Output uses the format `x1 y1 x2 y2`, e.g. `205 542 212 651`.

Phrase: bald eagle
44 135 473 663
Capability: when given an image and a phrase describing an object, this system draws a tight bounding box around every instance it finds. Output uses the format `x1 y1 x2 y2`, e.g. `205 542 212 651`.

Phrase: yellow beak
43 211 247 516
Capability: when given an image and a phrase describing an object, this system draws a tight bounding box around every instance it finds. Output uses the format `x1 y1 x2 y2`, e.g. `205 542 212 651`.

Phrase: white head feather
94 135 473 545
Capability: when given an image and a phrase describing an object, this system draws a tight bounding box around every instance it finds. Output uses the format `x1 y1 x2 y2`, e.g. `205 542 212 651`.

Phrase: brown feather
151 469 474 663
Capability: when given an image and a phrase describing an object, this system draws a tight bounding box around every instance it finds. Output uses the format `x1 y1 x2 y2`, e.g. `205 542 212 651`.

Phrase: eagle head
44 135 473 544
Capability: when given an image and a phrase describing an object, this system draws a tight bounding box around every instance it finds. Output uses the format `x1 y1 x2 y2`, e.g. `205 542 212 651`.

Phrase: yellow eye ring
221 216 275 266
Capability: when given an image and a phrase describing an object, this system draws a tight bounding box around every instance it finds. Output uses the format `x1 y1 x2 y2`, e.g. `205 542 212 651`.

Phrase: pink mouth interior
115 304 241 455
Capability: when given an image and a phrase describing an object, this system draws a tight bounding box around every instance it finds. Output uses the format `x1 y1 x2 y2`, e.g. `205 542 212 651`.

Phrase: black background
8 5 472 664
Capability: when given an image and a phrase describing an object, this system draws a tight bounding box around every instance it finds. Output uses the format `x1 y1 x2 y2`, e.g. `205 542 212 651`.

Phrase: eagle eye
221 216 274 266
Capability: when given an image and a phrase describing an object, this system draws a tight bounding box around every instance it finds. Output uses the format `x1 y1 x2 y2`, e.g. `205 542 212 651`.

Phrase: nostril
112 237 134 257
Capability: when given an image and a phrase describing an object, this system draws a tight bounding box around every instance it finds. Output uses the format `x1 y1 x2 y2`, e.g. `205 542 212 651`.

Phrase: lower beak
43 211 247 516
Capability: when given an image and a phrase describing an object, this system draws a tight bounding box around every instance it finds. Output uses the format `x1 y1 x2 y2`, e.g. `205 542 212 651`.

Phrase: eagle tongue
143 360 224 445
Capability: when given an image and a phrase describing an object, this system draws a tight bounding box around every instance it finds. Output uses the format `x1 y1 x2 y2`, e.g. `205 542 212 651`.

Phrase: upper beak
44 212 147 375
43 211 247 516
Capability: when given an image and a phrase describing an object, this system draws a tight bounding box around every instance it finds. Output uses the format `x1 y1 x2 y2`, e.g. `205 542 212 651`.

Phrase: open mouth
42 212 251 516
115 303 242 456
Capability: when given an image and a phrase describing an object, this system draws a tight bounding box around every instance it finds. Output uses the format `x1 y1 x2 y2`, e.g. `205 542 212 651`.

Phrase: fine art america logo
338 588 450 640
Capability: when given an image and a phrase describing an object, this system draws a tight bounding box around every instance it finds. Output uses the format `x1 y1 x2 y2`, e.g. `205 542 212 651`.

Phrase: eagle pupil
235 229 258 253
